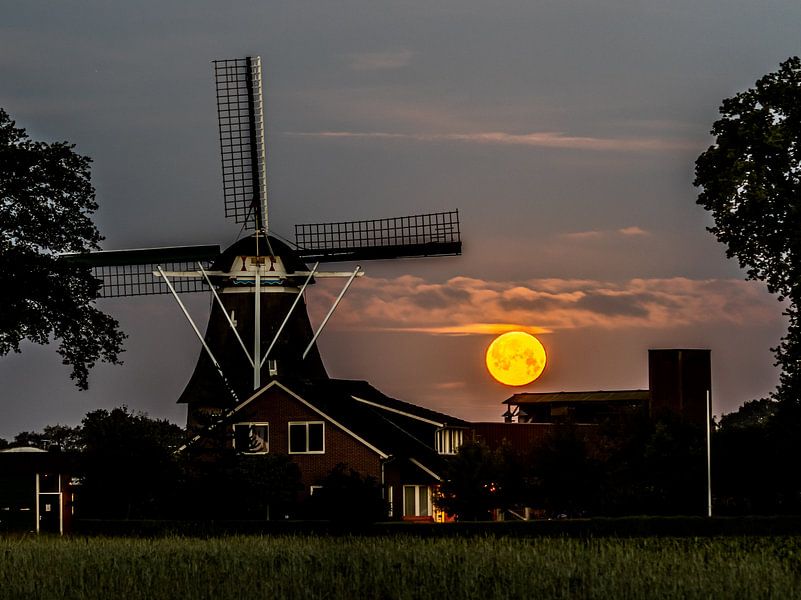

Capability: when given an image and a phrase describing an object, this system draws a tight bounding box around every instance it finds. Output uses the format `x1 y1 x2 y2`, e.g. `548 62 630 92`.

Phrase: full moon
485 331 547 386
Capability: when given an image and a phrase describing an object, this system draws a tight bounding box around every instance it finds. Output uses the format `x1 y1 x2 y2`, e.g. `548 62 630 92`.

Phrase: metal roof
504 390 650 405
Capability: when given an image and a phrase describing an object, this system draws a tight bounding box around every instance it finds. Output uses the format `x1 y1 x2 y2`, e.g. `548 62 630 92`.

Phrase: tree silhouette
0 108 125 389
694 57 801 413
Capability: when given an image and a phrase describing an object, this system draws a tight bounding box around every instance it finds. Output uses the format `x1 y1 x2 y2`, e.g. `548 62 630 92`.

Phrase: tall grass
1 535 799 599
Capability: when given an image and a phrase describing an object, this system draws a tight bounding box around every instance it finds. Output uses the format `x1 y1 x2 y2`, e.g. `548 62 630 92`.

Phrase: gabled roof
184 378 457 481
505 390 650 405
275 379 450 480
331 379 470 428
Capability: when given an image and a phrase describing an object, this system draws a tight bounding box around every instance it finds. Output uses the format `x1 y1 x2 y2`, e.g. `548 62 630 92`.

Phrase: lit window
288 422 325 454
403 485 431 517
233 423 269 454
435 428 464 455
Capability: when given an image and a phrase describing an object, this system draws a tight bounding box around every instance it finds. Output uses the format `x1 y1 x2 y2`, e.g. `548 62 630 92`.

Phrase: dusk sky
1 1 800 439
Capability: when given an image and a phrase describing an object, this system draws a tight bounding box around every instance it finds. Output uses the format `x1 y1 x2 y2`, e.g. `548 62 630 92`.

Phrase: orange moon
485 331 547 386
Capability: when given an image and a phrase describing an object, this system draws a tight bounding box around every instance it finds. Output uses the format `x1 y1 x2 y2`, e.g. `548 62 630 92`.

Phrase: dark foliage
694 57 801 412
0 108 125 389
305 463 386 522
713 400 801 514
437 442 502 520
78 407 185 519
529 426 603 517
178 451 302 520
438 418 709 519
13 424 82 452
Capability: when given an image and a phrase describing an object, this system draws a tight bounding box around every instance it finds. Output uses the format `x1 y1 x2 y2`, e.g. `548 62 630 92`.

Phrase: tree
78 407 185 519
530 426 601 517
180 451 303 520
305 463 385 523
437 442 502 521
694 57 801 411
13 423 82 452
713 404 787 514
0 108 125 389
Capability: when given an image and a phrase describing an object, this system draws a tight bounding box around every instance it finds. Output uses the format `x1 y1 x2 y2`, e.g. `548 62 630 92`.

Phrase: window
309 485 323 496
403 485 431 517
233 423 269 454
288 422 325 454
435 428 464 455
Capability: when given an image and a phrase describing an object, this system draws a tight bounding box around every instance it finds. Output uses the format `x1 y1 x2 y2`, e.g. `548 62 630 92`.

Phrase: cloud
313 275 779 335
433 381 467 390
561 226 651 241
347 50 414 71
283 130 695 152
618 226 649 236
384 324 553 336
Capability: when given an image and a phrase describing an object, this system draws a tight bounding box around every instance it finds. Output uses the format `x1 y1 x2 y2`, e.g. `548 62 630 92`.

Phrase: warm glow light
485 331 547 386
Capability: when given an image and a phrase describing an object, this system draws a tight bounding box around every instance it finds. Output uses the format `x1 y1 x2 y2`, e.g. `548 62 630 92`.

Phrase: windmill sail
213 56 268 232
62 245 220 297
294 210 461 262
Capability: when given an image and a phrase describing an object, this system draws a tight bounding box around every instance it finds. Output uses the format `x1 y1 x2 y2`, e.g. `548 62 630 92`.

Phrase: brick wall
221 385 383 497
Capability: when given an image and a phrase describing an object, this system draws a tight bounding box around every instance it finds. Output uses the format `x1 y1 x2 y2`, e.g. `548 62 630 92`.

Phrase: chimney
648 349 710 425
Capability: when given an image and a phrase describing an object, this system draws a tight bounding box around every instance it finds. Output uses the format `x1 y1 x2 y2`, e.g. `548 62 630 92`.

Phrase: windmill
65 56 461 434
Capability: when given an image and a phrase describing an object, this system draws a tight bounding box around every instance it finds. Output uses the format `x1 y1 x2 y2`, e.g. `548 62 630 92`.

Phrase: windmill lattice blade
294 210 461 263
61 245 220 298
213 56 268 231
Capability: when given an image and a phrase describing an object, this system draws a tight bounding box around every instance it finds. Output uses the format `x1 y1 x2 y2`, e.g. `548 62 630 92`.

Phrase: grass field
1 535 800 599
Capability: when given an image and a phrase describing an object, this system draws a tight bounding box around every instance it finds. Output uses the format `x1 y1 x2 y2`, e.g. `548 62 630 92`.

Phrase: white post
254 261 261 390
706 389 712 518
58 475 63 536
35 473 40 534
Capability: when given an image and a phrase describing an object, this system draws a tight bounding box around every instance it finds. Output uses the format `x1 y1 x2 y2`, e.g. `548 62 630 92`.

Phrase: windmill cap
213 233 309 274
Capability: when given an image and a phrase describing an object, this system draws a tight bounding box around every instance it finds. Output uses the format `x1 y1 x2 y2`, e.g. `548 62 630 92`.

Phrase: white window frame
402 484 432 517
288 421 325 454
309 485 323 496
233 422 270 454
435 427 464 455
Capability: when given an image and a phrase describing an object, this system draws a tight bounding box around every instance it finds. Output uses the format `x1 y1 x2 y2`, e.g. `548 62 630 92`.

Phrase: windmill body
64 56 461 439
178 233 328 430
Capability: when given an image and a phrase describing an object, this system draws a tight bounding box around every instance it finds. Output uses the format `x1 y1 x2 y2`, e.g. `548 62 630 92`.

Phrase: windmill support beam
254 263 261 389
197 263 254 368
261 262 319 369
303 266 361 359
157 267 239 404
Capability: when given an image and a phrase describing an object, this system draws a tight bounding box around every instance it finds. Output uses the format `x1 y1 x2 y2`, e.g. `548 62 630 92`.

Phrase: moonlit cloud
433 381 467 390
348 49 414 71
383 324 553 336
618 226 650 236
314 275 779 335
561 226 651 240
283 131 695 152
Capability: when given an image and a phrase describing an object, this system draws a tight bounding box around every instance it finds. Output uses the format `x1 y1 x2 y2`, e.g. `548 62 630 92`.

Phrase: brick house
183 377 469 521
